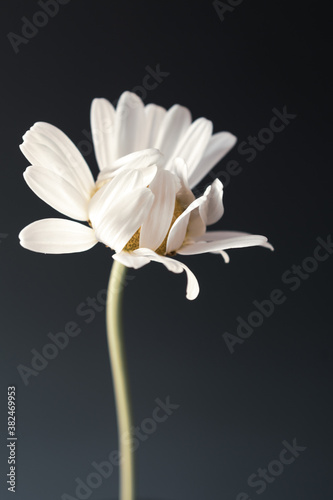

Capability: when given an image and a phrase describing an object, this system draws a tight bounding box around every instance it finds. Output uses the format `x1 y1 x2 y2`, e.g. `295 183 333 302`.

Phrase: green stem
106 260 135 500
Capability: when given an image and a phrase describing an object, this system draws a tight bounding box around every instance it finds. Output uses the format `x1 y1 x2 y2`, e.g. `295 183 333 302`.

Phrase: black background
0 1 332 499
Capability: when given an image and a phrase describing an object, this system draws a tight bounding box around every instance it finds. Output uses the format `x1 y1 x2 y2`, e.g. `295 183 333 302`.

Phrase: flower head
19 93 273 299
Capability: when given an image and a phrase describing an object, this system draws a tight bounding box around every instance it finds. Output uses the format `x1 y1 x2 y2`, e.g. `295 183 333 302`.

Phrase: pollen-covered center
123 198 185 256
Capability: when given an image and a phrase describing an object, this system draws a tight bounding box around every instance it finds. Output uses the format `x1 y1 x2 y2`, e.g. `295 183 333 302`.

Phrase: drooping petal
199 179 224 226
90 98 116 170
91 187 155 253
154 105 192 163
140 170 179 250
114 92 147 159
208 249 230 263
24 166 89 221
166 117 213 172
178 232 274 255
133 248 200 300
20 122 95 199
220 250 230 263
19 219 98 254
144 104 167 148
175 261 200 300
188 132 237 189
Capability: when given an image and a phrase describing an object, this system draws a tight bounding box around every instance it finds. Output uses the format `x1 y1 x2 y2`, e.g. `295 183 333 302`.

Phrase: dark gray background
0 1 332 499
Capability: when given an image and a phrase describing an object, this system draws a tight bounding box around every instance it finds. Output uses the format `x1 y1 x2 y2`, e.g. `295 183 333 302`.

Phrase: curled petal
133 248 200 300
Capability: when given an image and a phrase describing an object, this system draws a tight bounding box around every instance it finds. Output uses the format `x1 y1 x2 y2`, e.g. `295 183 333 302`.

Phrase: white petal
178 232 273 255
90 168 157 226
176 261 200 300
114 92 147 158
185 180 226 240
19 219 97 254
24 166 89 221
201 231 274 250
186 209 206 240
220 250 230 263
96 148 162 187
173 157 195 207
90 98 116 170
166 117 213 172
144 104 167 147
112 251 150 269
199 179 224 226
21 140 78 189
154 105 192 163
166 195 207 254
134 248 199 300
20 122 95 199
209 249 230 262
140 170 179 250
188 132 237 189
111 148 163 170
92 188 155 253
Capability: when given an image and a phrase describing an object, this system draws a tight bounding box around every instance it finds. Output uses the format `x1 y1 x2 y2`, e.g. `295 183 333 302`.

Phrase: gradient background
0 1 332 499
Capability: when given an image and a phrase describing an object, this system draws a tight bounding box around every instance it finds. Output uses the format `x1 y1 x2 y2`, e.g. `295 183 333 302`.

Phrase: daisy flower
19 116 272 300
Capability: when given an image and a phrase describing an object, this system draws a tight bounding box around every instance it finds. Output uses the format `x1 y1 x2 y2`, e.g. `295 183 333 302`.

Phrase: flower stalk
106 260 135 500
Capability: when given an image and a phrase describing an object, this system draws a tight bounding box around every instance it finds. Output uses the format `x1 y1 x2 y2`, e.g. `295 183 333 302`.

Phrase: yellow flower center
123 198 185 256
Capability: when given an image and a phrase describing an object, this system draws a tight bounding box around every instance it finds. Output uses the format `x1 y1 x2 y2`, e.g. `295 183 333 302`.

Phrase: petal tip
228 132 237 145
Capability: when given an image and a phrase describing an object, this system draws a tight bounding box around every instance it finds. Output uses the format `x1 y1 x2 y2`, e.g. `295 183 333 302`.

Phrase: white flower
19 96 273 300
